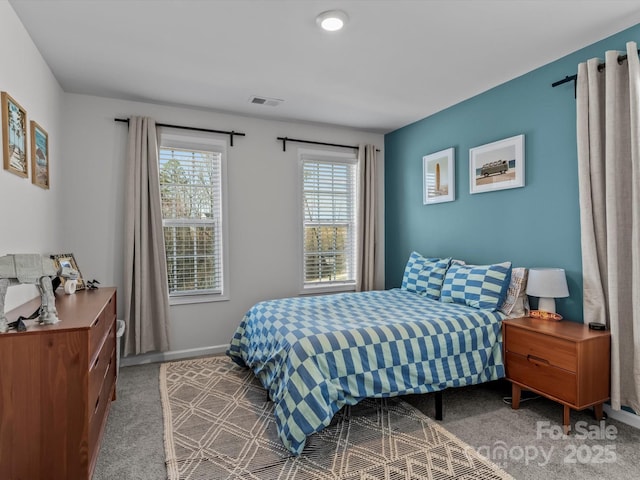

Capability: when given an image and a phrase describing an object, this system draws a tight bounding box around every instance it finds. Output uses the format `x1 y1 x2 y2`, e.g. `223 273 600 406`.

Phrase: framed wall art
423 147 455 204
30 121 49 189
51 253 85 290
1 92 28 178
469 134 525 194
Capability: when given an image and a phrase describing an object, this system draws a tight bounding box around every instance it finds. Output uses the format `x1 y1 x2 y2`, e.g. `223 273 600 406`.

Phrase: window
159 131 228 303
300 149 358 292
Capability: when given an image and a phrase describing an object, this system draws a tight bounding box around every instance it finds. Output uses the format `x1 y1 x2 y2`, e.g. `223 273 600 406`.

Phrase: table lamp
526 268 569 314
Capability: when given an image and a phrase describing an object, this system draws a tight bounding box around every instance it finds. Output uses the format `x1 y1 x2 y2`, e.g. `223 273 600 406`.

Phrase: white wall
61 93 384 358
0 0 64 310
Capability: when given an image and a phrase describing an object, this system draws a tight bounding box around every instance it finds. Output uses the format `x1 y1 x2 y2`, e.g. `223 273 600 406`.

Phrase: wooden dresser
503 317 610 433
0 287 117 480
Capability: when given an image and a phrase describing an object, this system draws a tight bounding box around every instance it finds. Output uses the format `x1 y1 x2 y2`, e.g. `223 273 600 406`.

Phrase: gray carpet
93 363 168 480
404 384 640 480
94 360 640 480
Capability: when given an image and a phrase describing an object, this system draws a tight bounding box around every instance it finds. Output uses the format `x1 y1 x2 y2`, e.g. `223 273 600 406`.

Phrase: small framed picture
51 253 85 290
30 121 49 189
469 134 525 194
1 92 28 178
423 147 455 204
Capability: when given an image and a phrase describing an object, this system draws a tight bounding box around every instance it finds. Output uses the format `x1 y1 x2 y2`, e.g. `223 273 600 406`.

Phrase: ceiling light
316 10 348 32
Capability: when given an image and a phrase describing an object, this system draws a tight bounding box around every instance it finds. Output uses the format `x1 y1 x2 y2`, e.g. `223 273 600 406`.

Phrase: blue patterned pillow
440 262 512 311
401 251 451 300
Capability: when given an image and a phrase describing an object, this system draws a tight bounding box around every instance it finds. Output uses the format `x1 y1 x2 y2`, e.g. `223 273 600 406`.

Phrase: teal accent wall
385 24 640 322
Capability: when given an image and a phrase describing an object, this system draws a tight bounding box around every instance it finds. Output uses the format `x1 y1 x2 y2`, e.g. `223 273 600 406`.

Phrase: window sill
300 283 356 296
169 293 229 306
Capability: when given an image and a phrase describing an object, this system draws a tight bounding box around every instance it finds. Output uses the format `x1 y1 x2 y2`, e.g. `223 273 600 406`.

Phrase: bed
227 254 523 455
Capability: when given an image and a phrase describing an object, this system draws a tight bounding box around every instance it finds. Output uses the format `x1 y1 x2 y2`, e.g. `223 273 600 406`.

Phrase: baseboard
604 404 640 430
120 344 228 367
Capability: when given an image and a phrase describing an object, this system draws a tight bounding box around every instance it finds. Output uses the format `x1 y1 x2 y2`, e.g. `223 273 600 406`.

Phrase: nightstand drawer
506 351 577 404
505 327 577 372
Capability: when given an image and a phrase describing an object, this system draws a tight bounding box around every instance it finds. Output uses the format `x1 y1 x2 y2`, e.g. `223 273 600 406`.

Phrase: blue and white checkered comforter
227 288 505 455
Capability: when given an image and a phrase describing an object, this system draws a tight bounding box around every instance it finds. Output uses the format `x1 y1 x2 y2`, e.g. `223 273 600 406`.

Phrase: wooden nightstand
503 317 610 434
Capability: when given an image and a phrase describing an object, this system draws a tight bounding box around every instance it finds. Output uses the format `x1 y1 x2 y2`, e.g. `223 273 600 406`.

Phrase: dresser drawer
505 327 577 372
104 291 116 320
506 351 577 404
89 294 116 360
89 349 116 451
89 324 116 407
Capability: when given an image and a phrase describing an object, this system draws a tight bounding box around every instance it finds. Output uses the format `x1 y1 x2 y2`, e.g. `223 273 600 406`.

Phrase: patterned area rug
160 356 513 480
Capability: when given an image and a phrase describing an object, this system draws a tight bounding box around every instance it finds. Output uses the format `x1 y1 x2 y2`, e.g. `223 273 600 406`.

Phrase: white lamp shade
526 268 569 298
526 268 569 314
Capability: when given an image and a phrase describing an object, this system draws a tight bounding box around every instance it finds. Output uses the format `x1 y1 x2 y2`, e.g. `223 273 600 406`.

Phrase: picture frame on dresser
51 253 85 290
469 134 524 194
1 91 28 178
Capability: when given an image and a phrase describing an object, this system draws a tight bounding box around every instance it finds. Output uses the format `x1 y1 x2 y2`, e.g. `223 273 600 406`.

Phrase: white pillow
499 267 530 317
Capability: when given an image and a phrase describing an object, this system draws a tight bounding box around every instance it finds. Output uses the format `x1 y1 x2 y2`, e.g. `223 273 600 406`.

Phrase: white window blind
301 153 357 288
159 145 224 297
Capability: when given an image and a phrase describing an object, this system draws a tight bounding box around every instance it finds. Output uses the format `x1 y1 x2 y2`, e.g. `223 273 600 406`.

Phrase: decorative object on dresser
526 267 569 315
51 252 86 290
503 317 610 434
0 254 60 332
0 287 118 479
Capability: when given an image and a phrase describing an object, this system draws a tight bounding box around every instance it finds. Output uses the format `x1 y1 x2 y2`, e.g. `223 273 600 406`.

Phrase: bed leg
435 390 444 420
265 389 270 402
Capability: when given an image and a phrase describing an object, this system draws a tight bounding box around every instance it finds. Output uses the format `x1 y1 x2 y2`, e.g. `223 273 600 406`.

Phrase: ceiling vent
249 95 284 107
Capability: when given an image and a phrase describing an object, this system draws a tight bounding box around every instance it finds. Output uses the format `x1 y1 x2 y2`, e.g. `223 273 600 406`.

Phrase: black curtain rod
551 74 577 88
551 49 640 96
276 136 379 153
114 118 246 146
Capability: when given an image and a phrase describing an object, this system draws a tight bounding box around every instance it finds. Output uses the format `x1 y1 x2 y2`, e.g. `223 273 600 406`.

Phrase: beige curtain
577 41 640 413
357 144 377 291
123 117 171 356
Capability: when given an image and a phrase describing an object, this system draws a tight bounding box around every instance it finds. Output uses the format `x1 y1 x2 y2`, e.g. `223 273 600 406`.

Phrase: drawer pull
104 358 113 380
93 316 101 328
527 354 550 366
94 395 101 414
92 354 100 369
